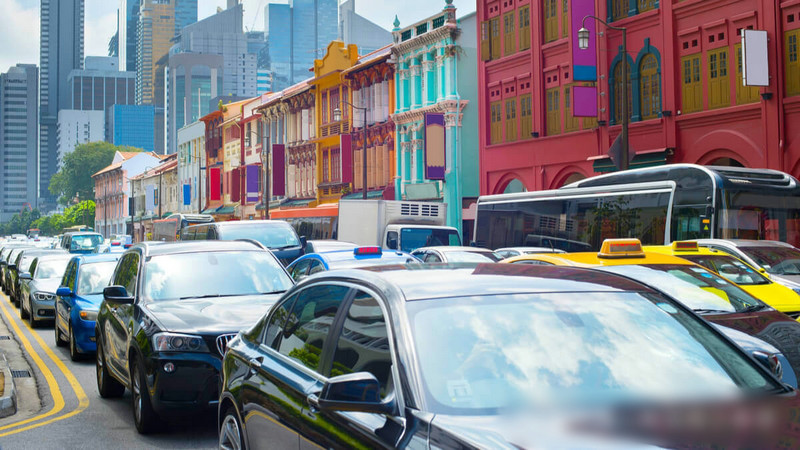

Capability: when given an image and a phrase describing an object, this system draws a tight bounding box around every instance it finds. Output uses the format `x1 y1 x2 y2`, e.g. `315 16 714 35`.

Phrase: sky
0 0 475 74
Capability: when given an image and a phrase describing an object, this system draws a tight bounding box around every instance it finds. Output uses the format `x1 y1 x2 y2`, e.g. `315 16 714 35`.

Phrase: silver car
18 254 73 327
696 239 800 292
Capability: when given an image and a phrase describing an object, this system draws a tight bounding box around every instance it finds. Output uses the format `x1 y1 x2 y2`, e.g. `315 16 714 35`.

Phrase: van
181 220 305 266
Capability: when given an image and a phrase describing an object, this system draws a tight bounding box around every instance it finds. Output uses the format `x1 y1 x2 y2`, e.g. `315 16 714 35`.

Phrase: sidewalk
0 298 40 421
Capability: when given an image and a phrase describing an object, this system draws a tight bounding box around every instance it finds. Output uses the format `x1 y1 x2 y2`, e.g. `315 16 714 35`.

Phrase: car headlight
79 310 98 321
152 332 210 353
33 292 55 301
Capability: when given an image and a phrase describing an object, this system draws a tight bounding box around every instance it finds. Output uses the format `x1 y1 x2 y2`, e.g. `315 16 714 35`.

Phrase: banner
246 165 260 203
424 113 446 180
341 134 352 184
209 167 221 201
145 185 155 213
572 0 597 81
183 184 191 206
574 85 598 117
231 167 242 203
272 144 286 197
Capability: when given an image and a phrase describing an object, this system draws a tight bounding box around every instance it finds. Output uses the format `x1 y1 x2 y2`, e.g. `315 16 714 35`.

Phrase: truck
336 199 461 253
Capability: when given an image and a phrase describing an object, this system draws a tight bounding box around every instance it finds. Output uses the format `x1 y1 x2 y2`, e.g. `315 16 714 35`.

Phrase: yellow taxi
643 241 800 316
502 238 800 317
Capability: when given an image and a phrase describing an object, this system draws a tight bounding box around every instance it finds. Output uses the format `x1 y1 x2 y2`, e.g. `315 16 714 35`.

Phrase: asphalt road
0 290 218 449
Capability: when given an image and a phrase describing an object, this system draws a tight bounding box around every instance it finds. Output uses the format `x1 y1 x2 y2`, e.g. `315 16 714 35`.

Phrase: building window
612 60 632 123
735 44 760 104
544 0 558 43
708 47 730 109
504 12 515 56
638 0 656 13
322 150 329 182
519 6 531 50
561 0 569 39
611 0 628 21
490 101 503 144
331 148 341 182
639 54 661 120
546 87 561 136
786 29 800 97
505 99 517 142
519 94 532 139
490 18 501 60
481 21 492 60
681 54 702 113
563 86 579 132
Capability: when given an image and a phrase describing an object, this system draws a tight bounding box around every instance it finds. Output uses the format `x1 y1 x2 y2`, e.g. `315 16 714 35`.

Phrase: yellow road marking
0 291 89 436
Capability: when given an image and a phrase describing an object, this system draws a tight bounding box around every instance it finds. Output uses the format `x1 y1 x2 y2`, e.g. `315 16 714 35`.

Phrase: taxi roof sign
598 239 645 259
671 241 699 251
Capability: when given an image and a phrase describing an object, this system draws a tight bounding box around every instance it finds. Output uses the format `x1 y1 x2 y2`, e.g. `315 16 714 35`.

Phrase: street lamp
578 15 629 171
258 111 271 219
333 100 368 200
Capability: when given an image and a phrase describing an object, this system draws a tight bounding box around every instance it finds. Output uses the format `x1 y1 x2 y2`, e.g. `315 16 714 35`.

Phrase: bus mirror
705 205 714 218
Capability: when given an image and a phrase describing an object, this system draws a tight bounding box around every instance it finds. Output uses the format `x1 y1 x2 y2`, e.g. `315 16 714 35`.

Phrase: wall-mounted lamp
661 110 672 117
531 131 540 138
597 120 607 126
761 92 773 100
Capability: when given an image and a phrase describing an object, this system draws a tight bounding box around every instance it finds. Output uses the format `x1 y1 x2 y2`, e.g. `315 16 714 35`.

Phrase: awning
279 198 315 207
590 148 673 174
213 206 235 215
342 190 385 199
201 207 216 214
161 212 174 218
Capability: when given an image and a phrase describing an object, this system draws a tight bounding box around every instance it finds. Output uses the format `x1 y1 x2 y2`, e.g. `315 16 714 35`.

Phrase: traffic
5 166 800 446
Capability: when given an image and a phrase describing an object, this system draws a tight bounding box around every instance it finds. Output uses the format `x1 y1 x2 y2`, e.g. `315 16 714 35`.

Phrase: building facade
177 120 206 213
477 0 800 195
56 110 105 165
118 0 139 72
67 56 135 111
0 64 38 222
283 81 318 203
40 0 85 210
106 104 156 151
129 154 178 241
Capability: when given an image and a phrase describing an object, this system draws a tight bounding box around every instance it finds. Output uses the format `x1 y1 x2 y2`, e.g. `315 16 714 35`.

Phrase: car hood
769 274 800 291
741 283 800 313
75 294 104 310
30 278 61 294
144 293 283 334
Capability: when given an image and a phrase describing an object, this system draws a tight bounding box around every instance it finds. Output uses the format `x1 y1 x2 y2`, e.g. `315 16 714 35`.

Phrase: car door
104 251 140 382
300 289 409 449
57 260 78 336
243 284 352 450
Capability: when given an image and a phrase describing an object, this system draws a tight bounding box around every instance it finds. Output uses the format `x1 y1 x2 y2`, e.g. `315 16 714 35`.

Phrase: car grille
215 333 237 356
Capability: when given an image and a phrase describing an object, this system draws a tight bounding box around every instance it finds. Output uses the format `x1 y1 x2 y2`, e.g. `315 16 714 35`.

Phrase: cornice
393 25 455 57
391 99 468 125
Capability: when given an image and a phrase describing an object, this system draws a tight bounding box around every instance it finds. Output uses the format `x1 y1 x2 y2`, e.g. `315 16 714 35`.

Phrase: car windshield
36 259 70 279
400 228 461 253
142 251 293 301
739 246 800 276
445 251 501 263
598 264 765 313
682 255 770 286
219 224 300 249
77 261 119 295
408 291 777 414
71 235 103 251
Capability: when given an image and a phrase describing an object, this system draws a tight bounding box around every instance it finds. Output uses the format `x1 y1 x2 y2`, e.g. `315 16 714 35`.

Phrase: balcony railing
321 120 350 138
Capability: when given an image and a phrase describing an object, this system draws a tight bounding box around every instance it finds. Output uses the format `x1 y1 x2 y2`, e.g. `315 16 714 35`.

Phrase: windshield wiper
259 290 287 295
271 244 299 251
738 304 767 313
693 308 735 315
179 293 242 300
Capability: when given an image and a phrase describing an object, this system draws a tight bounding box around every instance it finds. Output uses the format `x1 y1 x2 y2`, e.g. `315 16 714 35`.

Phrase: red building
477 0 800 194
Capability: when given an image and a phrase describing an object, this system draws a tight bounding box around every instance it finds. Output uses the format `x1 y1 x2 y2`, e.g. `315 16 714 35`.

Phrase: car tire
131 358 160 434
69 325 81 361
219 406 245 450
19 296 28 320
96 337 124 398
29 298 40 328
54 318 67 347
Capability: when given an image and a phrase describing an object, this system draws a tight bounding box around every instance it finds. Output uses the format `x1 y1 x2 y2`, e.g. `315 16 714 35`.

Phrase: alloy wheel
219 412 243 450
132 364 142 425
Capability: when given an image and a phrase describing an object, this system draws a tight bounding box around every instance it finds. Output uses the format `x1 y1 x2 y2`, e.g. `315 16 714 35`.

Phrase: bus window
671 206 709 241
720 190 800 247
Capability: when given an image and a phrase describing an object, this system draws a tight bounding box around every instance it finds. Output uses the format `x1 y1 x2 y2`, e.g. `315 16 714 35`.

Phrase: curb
0 352 16 418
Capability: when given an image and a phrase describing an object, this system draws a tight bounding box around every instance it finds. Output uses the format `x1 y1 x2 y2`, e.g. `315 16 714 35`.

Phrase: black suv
95 240 294 434
180 220 306 266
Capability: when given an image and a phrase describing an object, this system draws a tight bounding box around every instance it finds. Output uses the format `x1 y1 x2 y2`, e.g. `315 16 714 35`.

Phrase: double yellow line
0 291 88 437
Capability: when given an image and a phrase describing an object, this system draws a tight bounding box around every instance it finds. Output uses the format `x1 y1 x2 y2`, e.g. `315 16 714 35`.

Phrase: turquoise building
391 1 479 238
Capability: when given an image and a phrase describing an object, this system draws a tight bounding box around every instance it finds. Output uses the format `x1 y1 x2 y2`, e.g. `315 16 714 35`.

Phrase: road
0 290 218 449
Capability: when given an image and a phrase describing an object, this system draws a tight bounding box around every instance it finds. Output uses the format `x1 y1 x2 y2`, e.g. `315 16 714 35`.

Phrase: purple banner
572 0 597 81
272 144 285 197
424 113 446 180
574 86 598 117
246 165 259 203
341 134 352 184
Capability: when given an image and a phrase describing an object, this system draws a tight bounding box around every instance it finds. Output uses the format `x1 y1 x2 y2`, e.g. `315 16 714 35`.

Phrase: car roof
76 253 123 264
33 253 74 262
312 264 657 301
643 244 721 257
187 220 290 229
503 251 695 267
696 239 797 249
413 246 494 253
131 240 265 256
496 246 566 253
63 231 102 237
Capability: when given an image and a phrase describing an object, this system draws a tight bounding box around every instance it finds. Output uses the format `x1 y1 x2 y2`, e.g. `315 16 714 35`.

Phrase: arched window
613 60 632 124
639 54 661 120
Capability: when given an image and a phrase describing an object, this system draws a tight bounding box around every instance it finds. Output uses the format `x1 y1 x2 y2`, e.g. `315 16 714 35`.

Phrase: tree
48 142 142 206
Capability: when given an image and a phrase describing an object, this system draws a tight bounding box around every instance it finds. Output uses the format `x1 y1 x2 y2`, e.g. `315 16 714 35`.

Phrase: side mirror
56 286 73 297
19 272 32 280
103 285 134 305
300 236 308 254
386 236 398 250
8 264 16 270
307 372 395 415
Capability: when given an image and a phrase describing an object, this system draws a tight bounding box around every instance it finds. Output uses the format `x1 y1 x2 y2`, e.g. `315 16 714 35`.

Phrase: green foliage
2 201 96 236
0 208 40 236
48 141 142 206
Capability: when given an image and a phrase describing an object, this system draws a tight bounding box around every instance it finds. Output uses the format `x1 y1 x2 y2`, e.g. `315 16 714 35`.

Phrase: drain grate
10 370 30 378
0 336 10 340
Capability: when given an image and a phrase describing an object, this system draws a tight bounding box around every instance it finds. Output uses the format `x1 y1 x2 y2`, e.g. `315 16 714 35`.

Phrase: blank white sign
743 30 769 87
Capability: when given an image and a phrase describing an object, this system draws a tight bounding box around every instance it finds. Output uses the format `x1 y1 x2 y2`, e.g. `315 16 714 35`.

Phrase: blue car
55 253 122 361
286 246 420 282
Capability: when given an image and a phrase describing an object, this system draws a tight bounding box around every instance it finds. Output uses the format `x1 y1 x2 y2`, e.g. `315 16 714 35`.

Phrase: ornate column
423 53 436 106
410 58 422 109
398 61 409 113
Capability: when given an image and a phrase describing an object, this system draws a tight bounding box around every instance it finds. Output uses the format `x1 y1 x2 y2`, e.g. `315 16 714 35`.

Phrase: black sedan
95 241 294 434
217 264 796 449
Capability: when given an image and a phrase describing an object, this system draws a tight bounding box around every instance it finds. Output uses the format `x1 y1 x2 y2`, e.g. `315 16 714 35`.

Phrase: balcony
320 120 350 138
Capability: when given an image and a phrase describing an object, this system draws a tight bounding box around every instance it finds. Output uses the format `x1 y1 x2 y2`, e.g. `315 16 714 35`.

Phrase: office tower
264 3 291 89
339 0 392 55
119 0 139 72
0 64 39 221
290 0 338 84
56 110 105 166
174 0 198 36
68 56 135 111
107 105 155 152
40 0 85 211
137 0 175 154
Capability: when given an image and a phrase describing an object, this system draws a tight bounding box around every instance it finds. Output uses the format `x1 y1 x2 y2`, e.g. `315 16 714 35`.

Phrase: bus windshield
720 190 800 247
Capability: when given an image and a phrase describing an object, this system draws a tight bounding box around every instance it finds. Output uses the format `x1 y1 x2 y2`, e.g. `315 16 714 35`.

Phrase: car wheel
96 337 124 398
19 296 28 320
69 325 81 361
29 299 40 328
54 318 67 347
219 407 245 450
131 358 160 434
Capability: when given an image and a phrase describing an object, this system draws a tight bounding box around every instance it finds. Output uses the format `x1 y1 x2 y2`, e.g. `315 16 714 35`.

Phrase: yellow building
309 41 359 204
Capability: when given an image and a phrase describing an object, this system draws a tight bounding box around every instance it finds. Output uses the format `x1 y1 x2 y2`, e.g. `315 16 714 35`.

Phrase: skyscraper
40 0 85 211
174 0 198 36
290 0 338 83
118 0 139 72
1 65 39 221
265 3 291 89
339 0 392 55
137 0 175 154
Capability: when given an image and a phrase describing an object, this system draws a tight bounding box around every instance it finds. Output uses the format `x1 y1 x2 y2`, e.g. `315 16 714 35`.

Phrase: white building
176 121 206 213
56 109 105 167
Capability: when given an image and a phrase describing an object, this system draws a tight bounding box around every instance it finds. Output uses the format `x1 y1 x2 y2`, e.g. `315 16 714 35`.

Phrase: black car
95 240 294 434
180 220 305 266
218 264 793 449
0 245 30 293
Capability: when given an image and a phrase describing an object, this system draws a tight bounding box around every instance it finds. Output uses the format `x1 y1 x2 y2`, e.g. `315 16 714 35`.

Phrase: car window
330 291 392 398
77 261 120 295
207 227 218 240
181 228 196 240
114 253 140 296
262 294 297 348
61 260 77 291
289 259 312 281
27 258 38 276
278 285 351 372
36 258 70 279
685 255 769 286
424 253 442 263
308 260 325 276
